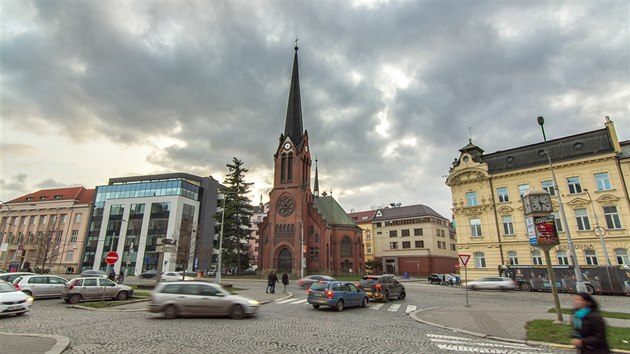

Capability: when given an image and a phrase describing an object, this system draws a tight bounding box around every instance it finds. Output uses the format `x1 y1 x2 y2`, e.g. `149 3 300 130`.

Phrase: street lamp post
299 220 304 279
215 193 230 284
584 189 611 265
537 116 587 293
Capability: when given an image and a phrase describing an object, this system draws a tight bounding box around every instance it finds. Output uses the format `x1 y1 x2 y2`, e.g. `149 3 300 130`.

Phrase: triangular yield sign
458 254 471 266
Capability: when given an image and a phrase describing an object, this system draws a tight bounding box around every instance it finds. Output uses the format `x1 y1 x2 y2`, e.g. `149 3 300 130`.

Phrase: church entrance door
278 248 293 274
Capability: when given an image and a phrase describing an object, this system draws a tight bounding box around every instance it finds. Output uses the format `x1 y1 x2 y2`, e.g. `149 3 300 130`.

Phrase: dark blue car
307 281 369 311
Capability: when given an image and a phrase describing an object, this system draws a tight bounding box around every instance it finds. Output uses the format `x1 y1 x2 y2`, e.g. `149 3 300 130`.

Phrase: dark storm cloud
1 1 628 217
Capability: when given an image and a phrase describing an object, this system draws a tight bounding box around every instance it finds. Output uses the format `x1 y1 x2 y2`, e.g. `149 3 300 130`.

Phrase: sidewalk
410 302 630 353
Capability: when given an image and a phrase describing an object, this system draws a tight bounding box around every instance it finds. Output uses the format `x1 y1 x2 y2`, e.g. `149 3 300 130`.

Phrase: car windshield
310 282 330 290
0 282 16 292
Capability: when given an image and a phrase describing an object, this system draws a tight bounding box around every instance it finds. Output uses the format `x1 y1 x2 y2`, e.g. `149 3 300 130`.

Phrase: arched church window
314 233 319 243
287 153 293 181
281 154 287 182
340 236 352 257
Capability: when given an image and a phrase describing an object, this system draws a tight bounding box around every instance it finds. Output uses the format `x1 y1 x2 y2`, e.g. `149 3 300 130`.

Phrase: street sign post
105 251 119 264
459 254 471 307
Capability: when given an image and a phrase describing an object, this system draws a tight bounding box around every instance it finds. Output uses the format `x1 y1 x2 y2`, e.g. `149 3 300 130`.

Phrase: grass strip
547 308 630 320
526 320 630 351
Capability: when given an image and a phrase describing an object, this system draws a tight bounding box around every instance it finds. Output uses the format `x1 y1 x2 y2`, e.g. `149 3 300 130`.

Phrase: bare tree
33 217 62 273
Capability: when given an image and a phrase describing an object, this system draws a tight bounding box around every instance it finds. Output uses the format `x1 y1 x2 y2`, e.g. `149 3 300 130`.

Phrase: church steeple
313 157 319 197
283 44 304 148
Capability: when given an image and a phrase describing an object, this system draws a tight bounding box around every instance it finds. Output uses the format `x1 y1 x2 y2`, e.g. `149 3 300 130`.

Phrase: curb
69 298 150 312
0 332 70 354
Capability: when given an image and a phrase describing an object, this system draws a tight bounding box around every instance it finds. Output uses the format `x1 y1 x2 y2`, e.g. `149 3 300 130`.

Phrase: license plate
363 288 371 292
8 305 22 310
314 292 324 297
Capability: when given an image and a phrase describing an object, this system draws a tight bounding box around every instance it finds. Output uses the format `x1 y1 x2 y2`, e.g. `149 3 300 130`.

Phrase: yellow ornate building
446 117 630 280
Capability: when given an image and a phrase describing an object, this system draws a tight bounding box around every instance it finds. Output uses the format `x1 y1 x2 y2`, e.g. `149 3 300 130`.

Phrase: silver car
61 277 134 304
465 277 518 291
148 281 259 319
0 280 33 317
13 275 68 298
0 272 36 283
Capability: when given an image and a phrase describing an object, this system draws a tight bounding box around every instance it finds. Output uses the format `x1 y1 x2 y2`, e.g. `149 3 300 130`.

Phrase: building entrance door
278 248 293 273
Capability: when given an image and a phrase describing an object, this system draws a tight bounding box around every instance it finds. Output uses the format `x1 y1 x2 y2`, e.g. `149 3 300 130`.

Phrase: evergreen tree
216 157 254 274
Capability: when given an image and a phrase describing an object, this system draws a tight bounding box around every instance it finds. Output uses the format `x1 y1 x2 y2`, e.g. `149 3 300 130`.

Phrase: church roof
283 46 304 148
313 196 356 227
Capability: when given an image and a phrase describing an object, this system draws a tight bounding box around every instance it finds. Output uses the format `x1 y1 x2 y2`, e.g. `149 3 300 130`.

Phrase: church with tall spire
258 45 364 276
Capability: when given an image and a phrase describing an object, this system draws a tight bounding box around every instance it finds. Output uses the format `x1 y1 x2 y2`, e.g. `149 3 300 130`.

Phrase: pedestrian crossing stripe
275 299 418 314
426 334 548 353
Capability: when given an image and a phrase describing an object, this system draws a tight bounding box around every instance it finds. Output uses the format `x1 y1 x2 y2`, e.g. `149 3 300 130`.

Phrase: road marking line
388 304 401 312
276 299 297 304
435 344 544 353
291 299 308 304
430 339 541 350
370 303 384 310
405 305 417 313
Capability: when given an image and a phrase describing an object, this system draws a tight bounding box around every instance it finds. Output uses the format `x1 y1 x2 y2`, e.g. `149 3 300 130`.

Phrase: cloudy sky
1 1 628 219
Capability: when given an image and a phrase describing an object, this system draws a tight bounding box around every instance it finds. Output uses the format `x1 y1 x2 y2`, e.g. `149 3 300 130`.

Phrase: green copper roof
313 196 356 226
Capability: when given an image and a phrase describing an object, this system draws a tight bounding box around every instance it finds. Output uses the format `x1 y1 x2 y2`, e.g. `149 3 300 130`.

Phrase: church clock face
277 196 295 217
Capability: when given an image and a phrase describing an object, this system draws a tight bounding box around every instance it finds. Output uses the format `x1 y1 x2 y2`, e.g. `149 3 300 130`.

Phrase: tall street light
215 193 231 284
584 189 611 265
537 116 587 293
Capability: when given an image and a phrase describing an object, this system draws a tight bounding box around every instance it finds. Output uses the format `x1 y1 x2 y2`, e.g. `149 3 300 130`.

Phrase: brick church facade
258 46 364 276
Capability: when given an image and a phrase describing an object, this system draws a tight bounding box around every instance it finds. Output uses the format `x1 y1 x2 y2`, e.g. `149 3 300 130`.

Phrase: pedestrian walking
108 268 116 281
116 270 125 284
266 271 274 293
282 272 289 293
570 292 610 354
267 270 279 294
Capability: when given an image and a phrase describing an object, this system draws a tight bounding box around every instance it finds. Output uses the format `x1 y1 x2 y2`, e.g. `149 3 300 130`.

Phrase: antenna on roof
468 126 472 143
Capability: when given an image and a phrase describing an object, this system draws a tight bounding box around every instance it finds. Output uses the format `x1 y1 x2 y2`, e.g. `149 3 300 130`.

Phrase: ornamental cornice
496 205 515 215
566 197 590 208
597 193 620 204
446 168 489 186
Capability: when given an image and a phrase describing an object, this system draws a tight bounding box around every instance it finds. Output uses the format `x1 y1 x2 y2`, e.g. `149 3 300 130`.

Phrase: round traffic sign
105 251 119 264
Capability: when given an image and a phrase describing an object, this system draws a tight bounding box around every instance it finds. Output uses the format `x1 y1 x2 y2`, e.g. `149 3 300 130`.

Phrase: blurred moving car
148 281 259 319
139 270 158 279
465 277 517 291
296 275 336 289
427 273 443 284
359 275 406 302
61 277 134 304
0 272 36 283
0 280 33 317
12 275 68 298
161 272 194 282
80 270 108 278
307 281 369 311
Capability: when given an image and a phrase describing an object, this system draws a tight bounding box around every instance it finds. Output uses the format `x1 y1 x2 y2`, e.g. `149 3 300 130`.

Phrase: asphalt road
0 279 591 353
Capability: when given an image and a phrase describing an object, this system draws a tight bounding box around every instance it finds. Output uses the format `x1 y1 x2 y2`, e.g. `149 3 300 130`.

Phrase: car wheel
15 312 26 316
312 304 320 309
470 285 477 291
230 304 245 319
520 283 532 292
398 291 406 300
23 290 32 297
164 305 178 319
383 291 390 303
116 291 129 301
361 297 368 308
68 294 81 304
586 285 595 295
336 300 345 312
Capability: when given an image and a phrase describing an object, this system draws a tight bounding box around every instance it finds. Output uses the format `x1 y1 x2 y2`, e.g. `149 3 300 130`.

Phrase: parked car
0 280 33 317
80 269 108 278
0 272 36 283
296 275 336 289
465 277 517 291
427 273 443 284
12 275 68 298
161 272 194 282
139 270 158 279
61 277 134 304
148 281 259 319
307 281 369 311
359 275 406 302
241 268 257 275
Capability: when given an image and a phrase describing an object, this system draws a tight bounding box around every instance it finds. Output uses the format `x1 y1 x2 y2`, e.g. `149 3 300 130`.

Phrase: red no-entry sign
105 251 119 264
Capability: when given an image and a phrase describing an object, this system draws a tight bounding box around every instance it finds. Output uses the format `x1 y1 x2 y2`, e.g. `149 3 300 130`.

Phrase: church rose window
276 196 295 217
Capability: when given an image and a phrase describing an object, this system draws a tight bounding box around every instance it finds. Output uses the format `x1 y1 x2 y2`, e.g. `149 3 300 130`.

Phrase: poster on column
534 216 559 246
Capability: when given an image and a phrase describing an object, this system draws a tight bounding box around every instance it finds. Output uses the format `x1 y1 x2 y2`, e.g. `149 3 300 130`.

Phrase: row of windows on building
388 240 455 250
466 172 613 207
468 205 623 238
0 229 81 244
386 228 448 238
1 213 83 228
378 217 449 227
473 249 630 268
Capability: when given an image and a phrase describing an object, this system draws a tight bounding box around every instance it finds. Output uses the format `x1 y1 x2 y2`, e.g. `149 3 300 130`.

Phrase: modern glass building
80 173 221 275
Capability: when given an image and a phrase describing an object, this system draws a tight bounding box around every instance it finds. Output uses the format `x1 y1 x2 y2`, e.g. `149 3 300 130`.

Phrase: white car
161 272 194 282
465 277 517 291
0 280 33 317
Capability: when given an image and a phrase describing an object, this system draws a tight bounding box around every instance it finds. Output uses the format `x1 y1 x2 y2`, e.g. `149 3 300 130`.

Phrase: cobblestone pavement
0 280 582 354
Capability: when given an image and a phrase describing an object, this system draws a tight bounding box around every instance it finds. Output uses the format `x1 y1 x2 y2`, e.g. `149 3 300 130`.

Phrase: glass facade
94 180 199 205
